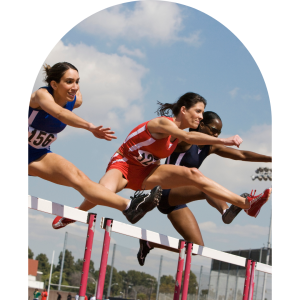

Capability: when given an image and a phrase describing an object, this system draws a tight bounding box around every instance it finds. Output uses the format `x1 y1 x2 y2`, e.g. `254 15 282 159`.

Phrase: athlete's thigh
28 152 89 187
168 186 207 206
99 169 128 193
168 207 204 246
143 164 200 190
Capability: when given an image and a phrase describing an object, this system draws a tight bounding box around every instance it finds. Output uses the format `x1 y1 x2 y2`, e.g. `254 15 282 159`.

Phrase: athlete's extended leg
29 153 128 210
167 186 228 214
167 186 241 224
137 207 203 266
30 153 162 226
143 165 250 208
77 169 128 211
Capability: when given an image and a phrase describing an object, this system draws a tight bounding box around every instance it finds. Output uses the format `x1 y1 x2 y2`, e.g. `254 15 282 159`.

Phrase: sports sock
124 200 132 211
222 209 228 215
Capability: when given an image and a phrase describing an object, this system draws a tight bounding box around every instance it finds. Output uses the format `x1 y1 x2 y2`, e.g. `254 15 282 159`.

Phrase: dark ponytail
156 92 207 117
43 62 78 86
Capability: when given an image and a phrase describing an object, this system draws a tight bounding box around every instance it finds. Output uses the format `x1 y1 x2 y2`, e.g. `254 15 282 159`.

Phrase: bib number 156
28 126 57 149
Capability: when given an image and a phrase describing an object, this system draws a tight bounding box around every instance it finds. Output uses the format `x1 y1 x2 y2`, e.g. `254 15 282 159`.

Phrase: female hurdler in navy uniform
137 111 272 265
29 62 162 227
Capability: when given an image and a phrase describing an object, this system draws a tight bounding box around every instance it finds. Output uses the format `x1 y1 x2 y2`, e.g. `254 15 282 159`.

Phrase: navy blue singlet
165 144 210 169
28 86 76 165
157 144 210 214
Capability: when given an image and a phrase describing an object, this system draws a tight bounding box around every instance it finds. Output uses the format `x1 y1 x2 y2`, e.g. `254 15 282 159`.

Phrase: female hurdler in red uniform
53 92 271 229
137 110 272 266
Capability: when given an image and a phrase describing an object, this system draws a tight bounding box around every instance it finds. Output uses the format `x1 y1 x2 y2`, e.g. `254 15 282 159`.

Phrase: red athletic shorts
106 152 158 191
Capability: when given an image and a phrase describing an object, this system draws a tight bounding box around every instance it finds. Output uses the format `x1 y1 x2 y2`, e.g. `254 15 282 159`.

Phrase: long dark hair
189 111 222 132
43 62 78 86
155 92 207 117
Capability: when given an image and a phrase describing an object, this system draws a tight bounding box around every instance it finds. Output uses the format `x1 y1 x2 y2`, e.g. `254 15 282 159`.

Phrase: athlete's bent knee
187 167 204 179
70 169 91 189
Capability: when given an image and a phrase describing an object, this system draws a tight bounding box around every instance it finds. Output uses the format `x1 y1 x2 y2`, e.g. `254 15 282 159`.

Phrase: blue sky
29 0 272 255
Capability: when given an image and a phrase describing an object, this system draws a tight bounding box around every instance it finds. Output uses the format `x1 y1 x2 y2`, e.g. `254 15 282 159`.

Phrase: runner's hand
90 125 117 141
222 135 243 148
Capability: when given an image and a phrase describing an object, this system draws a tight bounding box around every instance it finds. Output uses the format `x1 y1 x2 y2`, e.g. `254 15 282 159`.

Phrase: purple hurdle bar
174 240 186 300
97 218 113 300
79 213 97 300
181 242 193 300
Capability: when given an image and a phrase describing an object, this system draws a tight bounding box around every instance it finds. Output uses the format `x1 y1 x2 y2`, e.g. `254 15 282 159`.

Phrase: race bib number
135 150 159 166
28 126 57 149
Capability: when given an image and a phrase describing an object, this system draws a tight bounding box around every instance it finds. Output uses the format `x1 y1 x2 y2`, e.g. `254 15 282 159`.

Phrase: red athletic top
118 117 178 166
41 291 48 300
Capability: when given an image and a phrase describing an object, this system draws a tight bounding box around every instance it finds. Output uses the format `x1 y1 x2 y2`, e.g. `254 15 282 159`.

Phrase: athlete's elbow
55 109 67 121
183 133 192 143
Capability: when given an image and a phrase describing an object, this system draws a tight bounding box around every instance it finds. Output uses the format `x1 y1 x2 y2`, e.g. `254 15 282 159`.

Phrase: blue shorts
28 145 52 164
157 189 187 215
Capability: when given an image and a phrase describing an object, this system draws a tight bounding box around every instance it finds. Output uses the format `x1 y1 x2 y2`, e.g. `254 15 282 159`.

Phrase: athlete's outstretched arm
148 117 243 147
31 89 116 141
210 145 272 162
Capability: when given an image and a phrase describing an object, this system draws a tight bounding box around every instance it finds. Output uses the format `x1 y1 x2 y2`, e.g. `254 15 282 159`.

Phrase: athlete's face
199 118 223 137
51 68 80 102
182 102 205 129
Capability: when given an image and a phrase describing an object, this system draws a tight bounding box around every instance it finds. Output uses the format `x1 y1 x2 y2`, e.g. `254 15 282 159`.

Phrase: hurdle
96 218 272 300
28 195 97 300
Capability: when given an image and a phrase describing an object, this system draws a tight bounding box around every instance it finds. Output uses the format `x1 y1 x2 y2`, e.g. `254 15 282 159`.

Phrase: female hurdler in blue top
137 111 272 266
29 62 162 227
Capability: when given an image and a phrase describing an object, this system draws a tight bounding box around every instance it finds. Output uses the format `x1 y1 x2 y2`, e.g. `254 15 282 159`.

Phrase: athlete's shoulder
34 86 53 98
153 116 175 125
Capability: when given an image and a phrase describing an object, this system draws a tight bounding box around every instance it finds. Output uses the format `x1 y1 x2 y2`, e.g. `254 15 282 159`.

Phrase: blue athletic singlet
157 144 210 214
28 86 76 165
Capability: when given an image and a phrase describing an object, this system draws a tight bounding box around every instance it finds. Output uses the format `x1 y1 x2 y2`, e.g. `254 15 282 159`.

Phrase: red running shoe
52 207 78 229
244 188 272 217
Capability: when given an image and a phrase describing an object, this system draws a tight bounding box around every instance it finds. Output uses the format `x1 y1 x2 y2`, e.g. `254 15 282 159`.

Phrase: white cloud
229 87 239 98
242 94 262 101
33 41 148 130
200 123 272 194
199 221 268 238
118 45 145 58
78 2 201 45
229 88 261 101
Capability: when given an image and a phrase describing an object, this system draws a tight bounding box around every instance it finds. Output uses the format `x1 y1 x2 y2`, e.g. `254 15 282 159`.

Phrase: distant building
28 259 44 289
207 247 272 300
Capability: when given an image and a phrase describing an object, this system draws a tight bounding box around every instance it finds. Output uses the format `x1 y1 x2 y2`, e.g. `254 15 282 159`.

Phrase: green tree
181 270 198 294
126 270 157 287
97 265 123 297
28 247 34 259
122 270 157 299
73 258 97 295
137 293 147 300
43 271 69 290
55 249 75 280
75 258 96 275
200 289 208 296
35 253 50 275
159 275 175 293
